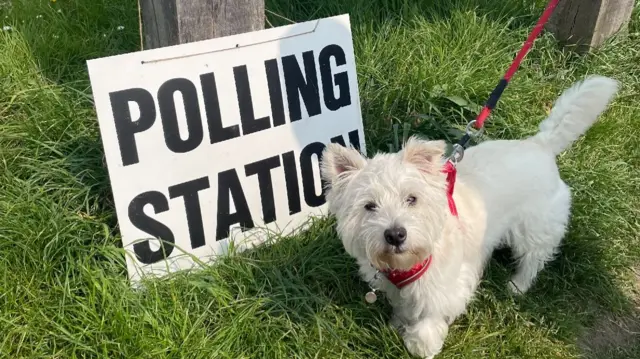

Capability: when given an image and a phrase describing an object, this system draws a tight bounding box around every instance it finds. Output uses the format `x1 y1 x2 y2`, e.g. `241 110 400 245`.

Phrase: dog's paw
402 318 448 359
390 314 404 330
404 337 439 359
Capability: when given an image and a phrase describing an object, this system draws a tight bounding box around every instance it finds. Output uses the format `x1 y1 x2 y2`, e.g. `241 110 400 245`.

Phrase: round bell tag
365 291 377 304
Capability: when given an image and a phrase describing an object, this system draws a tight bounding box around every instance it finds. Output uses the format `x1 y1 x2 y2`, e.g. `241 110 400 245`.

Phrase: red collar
380 162 457 289
382 255 433 288
442 161 458 217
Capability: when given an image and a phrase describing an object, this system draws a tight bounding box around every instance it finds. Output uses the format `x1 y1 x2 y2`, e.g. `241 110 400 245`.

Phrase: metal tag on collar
365 269 381 304
365 290 378 304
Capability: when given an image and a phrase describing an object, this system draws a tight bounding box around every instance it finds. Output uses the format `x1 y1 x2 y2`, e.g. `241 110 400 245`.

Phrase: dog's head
321 136 449 271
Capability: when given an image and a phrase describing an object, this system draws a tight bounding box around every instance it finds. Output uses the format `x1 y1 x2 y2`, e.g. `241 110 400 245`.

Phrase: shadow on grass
483 232 640 358
146 218 407 356
265 0 548 29
59 134 118 228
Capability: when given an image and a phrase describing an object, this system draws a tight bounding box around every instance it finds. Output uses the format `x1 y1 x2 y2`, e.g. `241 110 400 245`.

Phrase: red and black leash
443 0 560 218
454 0 560 150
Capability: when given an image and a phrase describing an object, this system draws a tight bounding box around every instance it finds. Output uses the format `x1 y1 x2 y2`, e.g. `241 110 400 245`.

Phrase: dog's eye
406 195 417 206
364 202 377 211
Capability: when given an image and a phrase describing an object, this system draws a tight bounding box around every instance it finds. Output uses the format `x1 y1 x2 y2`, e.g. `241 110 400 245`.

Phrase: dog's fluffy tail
531 75 619 156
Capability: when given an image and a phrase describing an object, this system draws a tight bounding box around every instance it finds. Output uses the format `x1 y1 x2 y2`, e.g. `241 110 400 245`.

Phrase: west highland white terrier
319 75 619 358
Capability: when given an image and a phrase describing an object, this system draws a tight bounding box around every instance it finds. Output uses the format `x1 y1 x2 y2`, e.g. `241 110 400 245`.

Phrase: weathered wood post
546 0 634 52
139 0 265 49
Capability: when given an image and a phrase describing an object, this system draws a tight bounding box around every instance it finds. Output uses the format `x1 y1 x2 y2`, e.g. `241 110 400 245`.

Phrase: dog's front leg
357 260 379 285
402 316 449 359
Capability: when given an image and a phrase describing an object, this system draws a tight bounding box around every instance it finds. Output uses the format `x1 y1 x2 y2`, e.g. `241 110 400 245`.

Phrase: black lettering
281 151 301 215
234 65 271 135
300 142 326 207
128 191 175 264
216 169 254 240
330 129 362 152
245 156 281 224
168 177 210 250
319 44 351 111
157 78 204 153
282 51 322 122
200 72 240 144
330 135 346 147
265 59 286 127
109 88 156 166
348 129 362 152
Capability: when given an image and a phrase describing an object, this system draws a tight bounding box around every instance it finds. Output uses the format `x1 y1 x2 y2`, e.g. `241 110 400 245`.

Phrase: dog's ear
321 143 366 185
401 136 446 174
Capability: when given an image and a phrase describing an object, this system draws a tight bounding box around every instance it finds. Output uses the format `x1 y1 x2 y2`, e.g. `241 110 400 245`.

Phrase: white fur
320 75 619 358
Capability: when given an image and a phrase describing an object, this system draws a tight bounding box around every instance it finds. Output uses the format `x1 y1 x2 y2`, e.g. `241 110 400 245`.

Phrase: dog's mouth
389 245 406 254
372 246 429 271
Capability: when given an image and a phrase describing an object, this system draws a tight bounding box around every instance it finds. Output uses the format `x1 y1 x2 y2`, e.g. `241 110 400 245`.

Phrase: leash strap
455 0 560 149
444 0 559 218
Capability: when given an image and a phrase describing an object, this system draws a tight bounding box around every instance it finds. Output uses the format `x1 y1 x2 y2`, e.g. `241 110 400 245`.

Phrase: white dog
320 75 619 358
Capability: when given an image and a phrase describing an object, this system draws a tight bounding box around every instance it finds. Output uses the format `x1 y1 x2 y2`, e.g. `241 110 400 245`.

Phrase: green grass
1 0 639 358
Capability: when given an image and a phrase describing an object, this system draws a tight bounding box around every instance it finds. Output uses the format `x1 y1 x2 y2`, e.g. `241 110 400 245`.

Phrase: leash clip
448 118 484 165
465 119 485 138
448 143 464 165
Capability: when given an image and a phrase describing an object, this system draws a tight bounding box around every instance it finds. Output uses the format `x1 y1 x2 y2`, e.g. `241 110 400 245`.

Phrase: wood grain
546 0 633 52
140 0 265 49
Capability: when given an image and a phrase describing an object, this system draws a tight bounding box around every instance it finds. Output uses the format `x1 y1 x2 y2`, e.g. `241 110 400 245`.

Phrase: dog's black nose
384 227 407 246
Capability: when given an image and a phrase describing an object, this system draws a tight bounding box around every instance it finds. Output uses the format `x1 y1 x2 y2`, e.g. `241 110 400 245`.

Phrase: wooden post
139 0 265 49
546 0 634 52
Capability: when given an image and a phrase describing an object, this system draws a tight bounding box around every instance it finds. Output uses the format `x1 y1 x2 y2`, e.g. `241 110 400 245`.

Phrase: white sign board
87 14 365 283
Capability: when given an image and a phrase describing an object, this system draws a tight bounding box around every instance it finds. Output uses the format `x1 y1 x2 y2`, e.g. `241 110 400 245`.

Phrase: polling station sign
87 14 365 282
